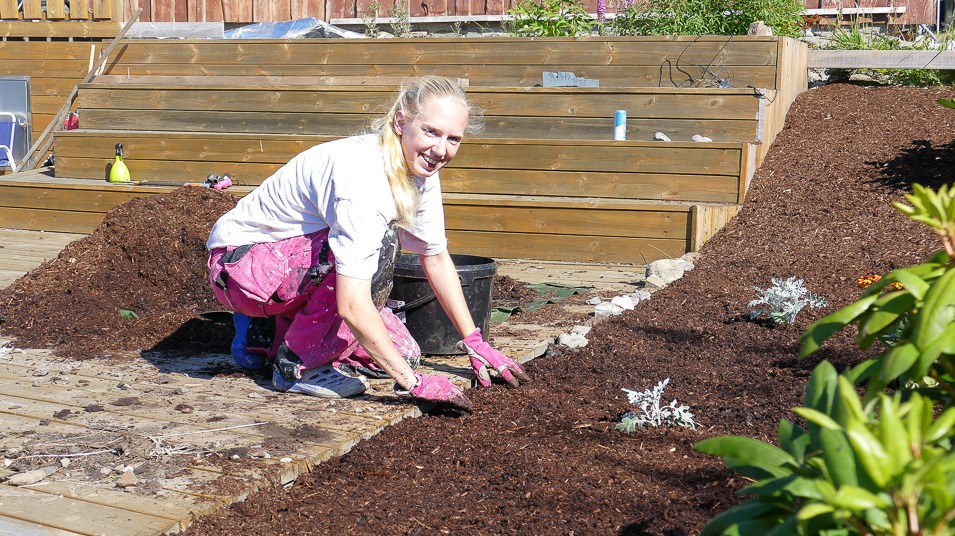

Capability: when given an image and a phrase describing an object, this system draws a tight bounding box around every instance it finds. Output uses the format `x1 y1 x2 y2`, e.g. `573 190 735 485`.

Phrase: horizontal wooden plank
0 183 147 213
54 131 748 175
445 200 688 239
0 40 103 59
0 516 85 536
76 85 766 121
0 59 93 78
74 109 760 142
447 229 686 263
104 37 779 68
442 168 741 203
0 206 105 233
97 62 779 88
808 49 955 69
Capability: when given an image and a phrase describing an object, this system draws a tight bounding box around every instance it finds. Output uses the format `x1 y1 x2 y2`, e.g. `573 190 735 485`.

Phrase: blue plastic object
231 313 269 371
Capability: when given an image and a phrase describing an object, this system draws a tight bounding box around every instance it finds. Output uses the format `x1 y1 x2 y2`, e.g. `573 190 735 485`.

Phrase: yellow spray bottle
109 143 131 183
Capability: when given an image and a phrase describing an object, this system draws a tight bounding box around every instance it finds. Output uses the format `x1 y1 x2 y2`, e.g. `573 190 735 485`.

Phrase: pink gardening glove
457 328 531 388
396 373 474 412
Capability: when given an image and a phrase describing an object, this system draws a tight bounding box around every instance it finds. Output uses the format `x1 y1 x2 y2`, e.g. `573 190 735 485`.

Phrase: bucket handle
392 271 478 313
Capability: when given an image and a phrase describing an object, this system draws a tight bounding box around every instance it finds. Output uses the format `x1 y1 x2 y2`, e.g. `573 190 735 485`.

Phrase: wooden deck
0 228 645 535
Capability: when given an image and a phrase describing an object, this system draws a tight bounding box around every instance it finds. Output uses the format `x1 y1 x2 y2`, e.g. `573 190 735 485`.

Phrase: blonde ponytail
372 76 483 228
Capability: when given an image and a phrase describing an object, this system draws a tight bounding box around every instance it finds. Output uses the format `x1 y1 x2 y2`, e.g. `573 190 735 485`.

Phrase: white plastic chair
0 112 18 173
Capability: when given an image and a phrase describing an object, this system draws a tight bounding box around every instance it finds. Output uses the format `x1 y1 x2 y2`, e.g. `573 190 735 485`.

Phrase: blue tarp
224 18 365 39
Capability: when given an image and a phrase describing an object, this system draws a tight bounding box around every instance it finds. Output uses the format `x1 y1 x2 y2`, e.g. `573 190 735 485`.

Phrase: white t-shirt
206 134 448 279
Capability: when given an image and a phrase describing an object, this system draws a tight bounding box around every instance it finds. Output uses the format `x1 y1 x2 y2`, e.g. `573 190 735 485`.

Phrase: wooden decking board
0 228 645 534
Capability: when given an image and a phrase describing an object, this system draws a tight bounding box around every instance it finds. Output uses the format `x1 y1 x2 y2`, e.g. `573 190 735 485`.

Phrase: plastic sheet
224 18 365 39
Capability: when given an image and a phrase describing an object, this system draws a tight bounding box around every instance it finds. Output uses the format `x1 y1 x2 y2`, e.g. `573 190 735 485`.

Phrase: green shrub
695 362 955 536
505 0 594 37
696 184 955 534
606 0 805 38
826 23 955 87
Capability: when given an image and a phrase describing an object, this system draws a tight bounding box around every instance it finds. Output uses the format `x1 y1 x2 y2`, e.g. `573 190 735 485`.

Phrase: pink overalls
207 228 419 371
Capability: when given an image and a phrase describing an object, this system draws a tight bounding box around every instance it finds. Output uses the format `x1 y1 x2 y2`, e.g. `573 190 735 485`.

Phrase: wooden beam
808 50 955 70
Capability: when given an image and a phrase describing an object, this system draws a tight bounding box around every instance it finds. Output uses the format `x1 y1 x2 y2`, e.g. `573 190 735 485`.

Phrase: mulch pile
0 187 238 358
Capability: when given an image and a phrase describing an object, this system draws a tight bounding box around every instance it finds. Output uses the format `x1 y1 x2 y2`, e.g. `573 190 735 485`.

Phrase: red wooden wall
116 0 937 25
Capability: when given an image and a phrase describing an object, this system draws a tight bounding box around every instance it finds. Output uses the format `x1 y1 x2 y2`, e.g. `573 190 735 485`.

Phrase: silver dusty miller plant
616 378 697 432
748 276 828 325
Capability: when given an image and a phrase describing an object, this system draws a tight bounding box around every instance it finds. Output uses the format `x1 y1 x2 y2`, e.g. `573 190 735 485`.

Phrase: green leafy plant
119 309 139 320
606 0 805 38
826 22 955 87
749 276 828 326
505 0 594 37
695 361 955 536
801 184 955 404
616 378 698 431
361 1 382 38
388 0 412 37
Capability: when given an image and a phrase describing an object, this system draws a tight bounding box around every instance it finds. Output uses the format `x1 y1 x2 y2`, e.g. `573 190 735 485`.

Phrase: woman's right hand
396 373 474 412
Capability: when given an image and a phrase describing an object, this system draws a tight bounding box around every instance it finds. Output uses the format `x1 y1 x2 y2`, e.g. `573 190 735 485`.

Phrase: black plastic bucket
389 253 496 355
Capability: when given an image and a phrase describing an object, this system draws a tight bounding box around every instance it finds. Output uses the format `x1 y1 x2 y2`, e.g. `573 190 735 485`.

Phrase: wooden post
18 7 142 171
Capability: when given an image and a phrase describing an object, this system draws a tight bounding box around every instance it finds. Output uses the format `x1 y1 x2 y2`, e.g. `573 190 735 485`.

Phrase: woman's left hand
457 328 531 388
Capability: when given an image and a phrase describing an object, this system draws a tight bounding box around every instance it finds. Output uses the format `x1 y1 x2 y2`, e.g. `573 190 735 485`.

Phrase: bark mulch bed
2 82 954 534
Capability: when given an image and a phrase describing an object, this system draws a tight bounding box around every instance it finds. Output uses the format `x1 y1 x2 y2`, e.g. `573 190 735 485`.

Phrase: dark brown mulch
3 82 955 535
0 187 238 359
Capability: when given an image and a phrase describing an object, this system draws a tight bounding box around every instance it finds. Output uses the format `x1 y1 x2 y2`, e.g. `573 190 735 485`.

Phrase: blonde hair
372 76 483 228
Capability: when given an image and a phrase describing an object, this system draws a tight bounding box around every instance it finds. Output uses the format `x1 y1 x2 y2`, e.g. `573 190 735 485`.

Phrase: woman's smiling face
393 95 468 178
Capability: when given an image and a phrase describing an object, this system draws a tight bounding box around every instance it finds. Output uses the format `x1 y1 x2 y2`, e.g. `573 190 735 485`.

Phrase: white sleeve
328 198 390 280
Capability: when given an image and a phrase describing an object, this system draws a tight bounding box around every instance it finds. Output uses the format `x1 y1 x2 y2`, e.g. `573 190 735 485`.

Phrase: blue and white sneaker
272 364 369 398
231 313 269 371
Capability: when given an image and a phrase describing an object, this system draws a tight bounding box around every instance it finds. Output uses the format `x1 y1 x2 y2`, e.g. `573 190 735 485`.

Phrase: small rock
691 134 713 142
644 274 668 290
248 448 269 459
557 332 589 348
594 302 624 316
280 457 293 463
31 368 49 377
7 466 57 486
115 469 139 488
175 404 194 414
116 382 131 390
748 20 773 36
248 392 263 399
630 290 653 302
646 259 686 285
653 131 671 142
585 296 603 305
60 458 71 468
173 387 188 395
680 252 702 264
31 379 43 387
610 296 635 311
571 325 592 336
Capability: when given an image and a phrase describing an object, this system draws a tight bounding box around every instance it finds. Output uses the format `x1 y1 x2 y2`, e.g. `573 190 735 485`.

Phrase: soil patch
3 82 954 534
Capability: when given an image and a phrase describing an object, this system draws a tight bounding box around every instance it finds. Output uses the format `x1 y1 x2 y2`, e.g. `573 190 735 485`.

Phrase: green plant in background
616 378 698 432
606 0 805 38
504 0 594 37
695 361 955 536
361 1 381 38
749 276 828 326
826 21 955 87
801 184 955 404
388 0 412 37
696 184 955 534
